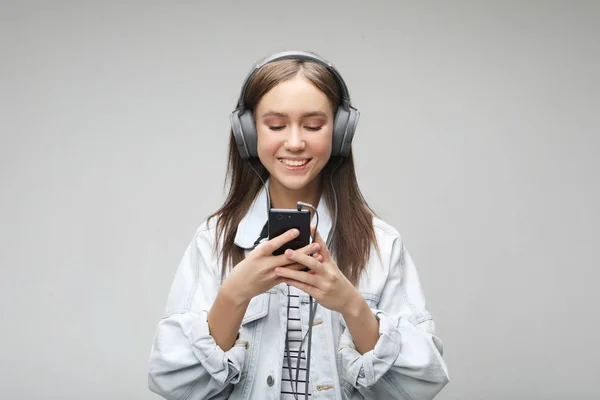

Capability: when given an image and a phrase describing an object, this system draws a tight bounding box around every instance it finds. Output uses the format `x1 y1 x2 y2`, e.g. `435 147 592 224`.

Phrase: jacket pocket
241 292 270 325
230 292 270 398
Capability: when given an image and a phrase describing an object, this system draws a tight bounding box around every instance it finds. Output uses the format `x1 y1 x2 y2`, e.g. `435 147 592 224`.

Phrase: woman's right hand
220 228 321 305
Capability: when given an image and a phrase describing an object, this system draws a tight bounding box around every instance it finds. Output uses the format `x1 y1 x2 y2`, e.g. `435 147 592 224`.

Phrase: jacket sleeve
148 225 247 400
338 234 450 400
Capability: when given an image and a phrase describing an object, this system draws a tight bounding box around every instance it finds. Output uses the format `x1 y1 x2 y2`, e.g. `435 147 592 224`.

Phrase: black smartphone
268 208 311 256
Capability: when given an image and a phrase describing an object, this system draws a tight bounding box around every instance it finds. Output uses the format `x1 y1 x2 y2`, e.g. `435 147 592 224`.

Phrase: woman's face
255 73 334 193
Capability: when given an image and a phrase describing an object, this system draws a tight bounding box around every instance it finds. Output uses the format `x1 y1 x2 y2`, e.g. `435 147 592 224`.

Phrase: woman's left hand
274 226 361 314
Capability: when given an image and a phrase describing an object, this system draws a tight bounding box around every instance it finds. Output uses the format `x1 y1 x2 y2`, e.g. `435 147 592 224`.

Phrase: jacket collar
233 179 333 249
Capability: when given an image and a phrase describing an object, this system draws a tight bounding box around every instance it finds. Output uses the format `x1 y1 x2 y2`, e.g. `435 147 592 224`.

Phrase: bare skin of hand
274 226 380 354
208 228 321 351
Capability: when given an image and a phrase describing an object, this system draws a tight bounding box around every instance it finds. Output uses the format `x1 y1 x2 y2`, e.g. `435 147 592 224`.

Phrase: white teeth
279 158 309 166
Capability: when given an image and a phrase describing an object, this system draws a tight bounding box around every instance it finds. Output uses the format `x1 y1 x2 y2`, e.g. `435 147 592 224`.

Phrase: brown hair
207 56 377 286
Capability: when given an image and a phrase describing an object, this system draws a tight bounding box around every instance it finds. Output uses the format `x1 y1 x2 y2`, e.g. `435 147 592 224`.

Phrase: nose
284 125 305 152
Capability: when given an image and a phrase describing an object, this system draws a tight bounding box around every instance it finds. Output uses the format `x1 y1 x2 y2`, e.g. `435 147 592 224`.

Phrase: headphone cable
289 157 343 399
248 157 344 399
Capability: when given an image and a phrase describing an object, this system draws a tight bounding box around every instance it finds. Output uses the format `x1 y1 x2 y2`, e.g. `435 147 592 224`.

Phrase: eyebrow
261 110 328 119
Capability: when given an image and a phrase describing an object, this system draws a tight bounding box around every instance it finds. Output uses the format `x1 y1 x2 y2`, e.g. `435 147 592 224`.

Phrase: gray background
1 1 598 399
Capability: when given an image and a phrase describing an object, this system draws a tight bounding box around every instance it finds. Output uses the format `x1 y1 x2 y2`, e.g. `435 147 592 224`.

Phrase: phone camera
276 214 283 220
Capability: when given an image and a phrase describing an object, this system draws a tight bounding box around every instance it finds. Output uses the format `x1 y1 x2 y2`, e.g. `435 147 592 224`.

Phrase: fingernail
291 229 299 236
274 267 281 274
312 243 319 252
285 249 294 257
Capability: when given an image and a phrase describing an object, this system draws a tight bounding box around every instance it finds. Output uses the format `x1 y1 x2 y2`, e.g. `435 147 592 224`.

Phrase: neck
269 178 322 213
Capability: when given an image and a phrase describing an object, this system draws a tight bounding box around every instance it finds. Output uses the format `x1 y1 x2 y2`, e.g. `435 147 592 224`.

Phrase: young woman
148 51 449 400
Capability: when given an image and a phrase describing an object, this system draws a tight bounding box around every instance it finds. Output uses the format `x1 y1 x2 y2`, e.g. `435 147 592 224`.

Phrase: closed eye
268 125 323 131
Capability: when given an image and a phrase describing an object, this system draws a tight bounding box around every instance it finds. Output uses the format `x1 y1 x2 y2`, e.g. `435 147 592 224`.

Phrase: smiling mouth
278 158 311 167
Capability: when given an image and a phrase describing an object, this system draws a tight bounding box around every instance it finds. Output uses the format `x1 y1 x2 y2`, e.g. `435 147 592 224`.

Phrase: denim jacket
148 186 449 399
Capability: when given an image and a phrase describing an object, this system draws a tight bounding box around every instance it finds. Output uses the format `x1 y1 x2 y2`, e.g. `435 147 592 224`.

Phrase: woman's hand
220 228 318 305
273 226 362 315
209 229 316 351
274 226 380 354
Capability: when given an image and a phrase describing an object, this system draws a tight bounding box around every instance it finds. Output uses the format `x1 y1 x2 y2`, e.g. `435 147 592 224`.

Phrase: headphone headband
230 50 359 159
237 50 352 112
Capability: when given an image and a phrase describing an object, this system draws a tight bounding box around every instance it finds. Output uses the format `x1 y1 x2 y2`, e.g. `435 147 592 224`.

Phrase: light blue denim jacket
148 186 449 399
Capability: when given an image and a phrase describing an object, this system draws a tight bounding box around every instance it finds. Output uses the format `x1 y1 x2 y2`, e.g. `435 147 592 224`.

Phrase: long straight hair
208 57 377 286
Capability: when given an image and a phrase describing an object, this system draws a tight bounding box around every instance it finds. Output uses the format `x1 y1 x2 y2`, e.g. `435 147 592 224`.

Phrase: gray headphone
230 50 360 160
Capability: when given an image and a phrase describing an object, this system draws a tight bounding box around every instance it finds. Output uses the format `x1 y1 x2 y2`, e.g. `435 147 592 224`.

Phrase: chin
271 174 316 191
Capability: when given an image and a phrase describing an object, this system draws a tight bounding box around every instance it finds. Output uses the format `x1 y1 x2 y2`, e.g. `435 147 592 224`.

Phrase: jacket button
267 375 274 387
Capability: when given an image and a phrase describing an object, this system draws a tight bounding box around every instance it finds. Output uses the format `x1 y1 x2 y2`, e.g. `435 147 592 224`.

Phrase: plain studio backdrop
1 1 598 399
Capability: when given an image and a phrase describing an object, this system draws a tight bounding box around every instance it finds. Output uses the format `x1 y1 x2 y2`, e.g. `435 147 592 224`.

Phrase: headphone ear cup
238 109 258 158
230 109 251 159
339 106 359 157
332 106 350 157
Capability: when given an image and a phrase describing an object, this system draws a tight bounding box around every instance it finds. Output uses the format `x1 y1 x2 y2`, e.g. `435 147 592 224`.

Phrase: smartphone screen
268 208 311 255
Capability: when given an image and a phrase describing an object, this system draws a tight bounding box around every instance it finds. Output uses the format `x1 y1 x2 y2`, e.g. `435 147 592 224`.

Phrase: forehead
255 74 333 116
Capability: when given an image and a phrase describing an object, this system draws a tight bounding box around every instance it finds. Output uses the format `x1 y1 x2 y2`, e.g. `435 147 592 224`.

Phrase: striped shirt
253 223 312 398
281 284 311 399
